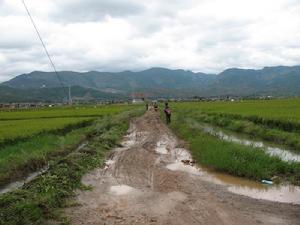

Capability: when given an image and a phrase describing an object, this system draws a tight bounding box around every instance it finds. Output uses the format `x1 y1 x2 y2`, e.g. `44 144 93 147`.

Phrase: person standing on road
164 102 171 124
154 102 159 112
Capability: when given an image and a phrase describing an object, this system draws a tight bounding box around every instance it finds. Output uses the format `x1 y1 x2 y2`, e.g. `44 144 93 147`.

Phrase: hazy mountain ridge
0 85 123 103
1 68 216 91
1 66 300 102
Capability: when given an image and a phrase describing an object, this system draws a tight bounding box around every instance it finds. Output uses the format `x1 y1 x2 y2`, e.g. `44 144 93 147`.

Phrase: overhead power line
22 0 69 103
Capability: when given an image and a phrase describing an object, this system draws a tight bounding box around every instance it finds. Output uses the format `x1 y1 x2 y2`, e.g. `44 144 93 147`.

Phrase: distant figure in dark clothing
164 102 171 124
154 102 159 112
145 103 149 111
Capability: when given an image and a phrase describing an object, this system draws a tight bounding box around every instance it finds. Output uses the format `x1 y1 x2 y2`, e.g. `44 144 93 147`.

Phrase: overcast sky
1 0 300 82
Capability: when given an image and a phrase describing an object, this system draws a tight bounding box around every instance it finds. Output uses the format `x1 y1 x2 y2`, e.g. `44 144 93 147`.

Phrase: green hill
1 66 300 102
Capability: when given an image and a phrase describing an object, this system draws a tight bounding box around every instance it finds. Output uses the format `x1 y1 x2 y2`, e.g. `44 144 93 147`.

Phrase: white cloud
0 0 300 82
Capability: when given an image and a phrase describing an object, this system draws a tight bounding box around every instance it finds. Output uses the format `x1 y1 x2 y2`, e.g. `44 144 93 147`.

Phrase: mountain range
1 65 300 102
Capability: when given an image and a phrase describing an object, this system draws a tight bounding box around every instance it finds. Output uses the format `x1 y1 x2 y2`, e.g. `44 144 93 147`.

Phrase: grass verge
0 108 143 225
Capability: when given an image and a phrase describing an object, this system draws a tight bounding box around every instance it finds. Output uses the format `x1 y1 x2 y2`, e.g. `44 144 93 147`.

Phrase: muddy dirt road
66 110 300 225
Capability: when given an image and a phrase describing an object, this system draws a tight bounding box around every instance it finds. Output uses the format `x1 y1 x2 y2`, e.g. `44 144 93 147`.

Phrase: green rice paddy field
0 104 138 186
169 98 300 184
186 98 300 120
0 105 136 145
0 99 300 224
1 99 300 188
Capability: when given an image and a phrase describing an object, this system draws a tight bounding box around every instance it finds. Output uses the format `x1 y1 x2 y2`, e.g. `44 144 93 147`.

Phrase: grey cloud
52 0 144 22
0 48 49 82
0 39 37 50
1 0 300 82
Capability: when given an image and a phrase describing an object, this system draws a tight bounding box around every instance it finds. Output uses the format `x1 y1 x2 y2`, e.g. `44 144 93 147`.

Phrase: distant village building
0 102 53 109
132 99 144 104
129 91 146 104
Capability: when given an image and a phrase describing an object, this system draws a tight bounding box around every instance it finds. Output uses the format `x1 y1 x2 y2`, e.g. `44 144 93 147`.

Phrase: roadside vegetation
168 100 300 185
0 105 137 187
0 106 143 225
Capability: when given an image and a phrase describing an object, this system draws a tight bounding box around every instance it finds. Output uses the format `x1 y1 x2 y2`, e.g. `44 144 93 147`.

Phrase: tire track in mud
66 110 300 225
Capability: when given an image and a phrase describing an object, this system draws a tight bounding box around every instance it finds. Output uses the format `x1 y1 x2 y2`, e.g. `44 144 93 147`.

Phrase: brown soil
66 110 300 225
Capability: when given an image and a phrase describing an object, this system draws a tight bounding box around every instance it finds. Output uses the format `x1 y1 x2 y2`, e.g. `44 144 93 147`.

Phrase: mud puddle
201 167 300 204
166 147 200 175
122 125 149 147
165 143 300 204
190 120 300 162
110 185 139 196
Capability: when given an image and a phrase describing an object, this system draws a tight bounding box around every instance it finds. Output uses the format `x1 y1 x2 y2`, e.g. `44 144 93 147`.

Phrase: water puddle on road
156 141 168 154
200 167 300 204
229 185 300 204
166 147 201 175
191 121 300 162
167 162 201 175
166 146 300 204
110 185 138 196
122 131 149 147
